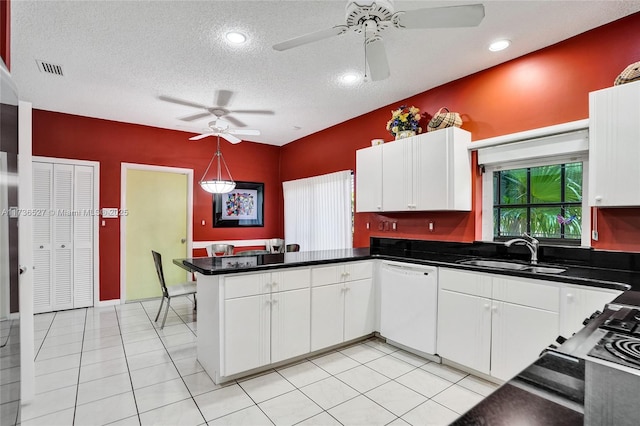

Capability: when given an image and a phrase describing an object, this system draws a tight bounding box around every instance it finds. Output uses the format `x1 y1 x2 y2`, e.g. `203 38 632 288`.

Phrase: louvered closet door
73 165 94 307
52 164 74 311
32 162 53 314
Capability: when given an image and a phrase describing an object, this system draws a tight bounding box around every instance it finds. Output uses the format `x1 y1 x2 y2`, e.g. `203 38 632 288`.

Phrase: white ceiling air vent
36 60 64 76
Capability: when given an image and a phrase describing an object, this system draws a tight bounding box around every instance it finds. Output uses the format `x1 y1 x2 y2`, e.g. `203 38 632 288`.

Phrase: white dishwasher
380 261 438 355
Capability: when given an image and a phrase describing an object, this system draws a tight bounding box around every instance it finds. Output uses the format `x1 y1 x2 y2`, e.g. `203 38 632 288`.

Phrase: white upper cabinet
355 144 383 212
356 127 471 212
589 80 640 206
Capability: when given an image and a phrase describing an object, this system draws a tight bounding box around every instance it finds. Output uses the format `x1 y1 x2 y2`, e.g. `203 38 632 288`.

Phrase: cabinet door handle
484 304 490 310
39 245 44 249
491 306 498 313
61 244 66 248
567 293 574 300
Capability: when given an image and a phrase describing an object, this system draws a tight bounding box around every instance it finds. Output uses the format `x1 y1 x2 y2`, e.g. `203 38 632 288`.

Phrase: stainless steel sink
526 266 566 274
459 259 529 270
459 259 566 274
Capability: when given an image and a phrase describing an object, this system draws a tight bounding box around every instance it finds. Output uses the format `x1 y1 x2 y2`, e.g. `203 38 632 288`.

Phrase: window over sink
493 162 583 243
475 122 590 246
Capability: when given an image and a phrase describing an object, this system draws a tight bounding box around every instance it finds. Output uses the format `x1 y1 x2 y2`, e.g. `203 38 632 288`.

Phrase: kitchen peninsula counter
174 248 371 275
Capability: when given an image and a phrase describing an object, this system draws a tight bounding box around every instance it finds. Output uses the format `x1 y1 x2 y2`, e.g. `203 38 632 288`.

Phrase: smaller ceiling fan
159 89 274 127
188 114 260 144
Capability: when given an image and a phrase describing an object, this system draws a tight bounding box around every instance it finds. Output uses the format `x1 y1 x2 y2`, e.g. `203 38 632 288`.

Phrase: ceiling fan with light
159 89 274 127
188 113 261 144
273 0 485 81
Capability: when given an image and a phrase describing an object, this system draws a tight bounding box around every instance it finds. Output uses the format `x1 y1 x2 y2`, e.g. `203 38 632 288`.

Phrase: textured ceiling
10 1 640 146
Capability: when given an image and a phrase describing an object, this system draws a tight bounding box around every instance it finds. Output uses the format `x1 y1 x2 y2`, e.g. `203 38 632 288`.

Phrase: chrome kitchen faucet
504 233 539 264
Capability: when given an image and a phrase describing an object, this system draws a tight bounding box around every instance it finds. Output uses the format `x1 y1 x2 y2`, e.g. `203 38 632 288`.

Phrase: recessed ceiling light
341 73 360 84
226 32 247 44
489 39 511 52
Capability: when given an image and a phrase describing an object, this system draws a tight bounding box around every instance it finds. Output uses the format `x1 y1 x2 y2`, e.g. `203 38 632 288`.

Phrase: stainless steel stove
587 308 640 368
554 306 640 426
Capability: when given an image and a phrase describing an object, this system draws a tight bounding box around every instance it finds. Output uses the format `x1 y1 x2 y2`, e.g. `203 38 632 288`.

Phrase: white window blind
283 170 353 251
476 129 588 166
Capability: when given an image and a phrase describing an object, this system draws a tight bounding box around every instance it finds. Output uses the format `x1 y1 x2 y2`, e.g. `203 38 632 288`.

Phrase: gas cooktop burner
604 339 640 366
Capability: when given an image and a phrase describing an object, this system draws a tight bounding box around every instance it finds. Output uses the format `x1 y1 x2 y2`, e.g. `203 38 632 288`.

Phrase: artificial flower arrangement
386 105 422 138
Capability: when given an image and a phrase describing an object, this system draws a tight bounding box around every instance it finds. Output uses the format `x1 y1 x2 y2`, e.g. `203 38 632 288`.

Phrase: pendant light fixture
199 135 236 194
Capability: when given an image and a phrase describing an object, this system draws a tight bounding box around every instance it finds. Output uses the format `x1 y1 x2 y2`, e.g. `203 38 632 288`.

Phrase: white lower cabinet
222 287 311 376
223 293 270 376
311 283 344 351
311 261 374 351
560 284 622 337
271 288 311 363
344 278 375 342
490 300 559 381
437 268 560 382
220 268 311 377
438 289 491 375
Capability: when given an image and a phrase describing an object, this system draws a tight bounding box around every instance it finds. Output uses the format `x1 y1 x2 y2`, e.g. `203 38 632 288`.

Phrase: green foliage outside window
493 163 582 241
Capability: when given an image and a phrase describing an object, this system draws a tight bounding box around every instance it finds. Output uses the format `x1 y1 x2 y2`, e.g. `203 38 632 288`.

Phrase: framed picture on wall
213 181 264 227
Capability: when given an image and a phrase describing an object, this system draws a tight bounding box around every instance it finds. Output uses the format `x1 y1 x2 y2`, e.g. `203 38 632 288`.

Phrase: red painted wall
32 111 282 300
1 0 9 69
281 12 640 251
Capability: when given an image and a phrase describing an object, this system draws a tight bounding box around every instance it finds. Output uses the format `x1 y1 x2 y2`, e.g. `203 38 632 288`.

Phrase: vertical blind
283 170 353 251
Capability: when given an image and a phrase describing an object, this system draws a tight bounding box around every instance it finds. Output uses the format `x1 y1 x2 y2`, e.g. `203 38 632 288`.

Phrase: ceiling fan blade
230 109 275 115
215 90 233 108
159 95 207 109
395 4 485 29
189 132 215 141
223 115 247 128
180 112 212 122
229 129 261 136
365 37 390 82
273 25 349 51
220 133 242 144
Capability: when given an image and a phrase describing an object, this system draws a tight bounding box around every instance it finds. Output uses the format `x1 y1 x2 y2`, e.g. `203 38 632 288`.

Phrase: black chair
286 244 300 252
151 251 197 329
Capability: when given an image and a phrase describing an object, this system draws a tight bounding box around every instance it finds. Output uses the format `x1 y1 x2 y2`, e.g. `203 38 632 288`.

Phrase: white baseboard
95 299 121 307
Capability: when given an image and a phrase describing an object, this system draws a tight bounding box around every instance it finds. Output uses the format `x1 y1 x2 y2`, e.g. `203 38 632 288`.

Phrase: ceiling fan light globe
200 180 236 194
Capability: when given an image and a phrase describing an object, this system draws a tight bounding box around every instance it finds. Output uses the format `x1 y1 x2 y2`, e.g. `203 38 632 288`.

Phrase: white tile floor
1 297 499 425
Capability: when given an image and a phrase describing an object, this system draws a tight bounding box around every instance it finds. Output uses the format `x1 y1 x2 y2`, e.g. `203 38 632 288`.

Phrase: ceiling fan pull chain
363 29 368 80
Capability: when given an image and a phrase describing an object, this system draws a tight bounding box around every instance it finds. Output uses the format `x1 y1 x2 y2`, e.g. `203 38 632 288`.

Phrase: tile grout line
71 308 87 426
138 298 210 424
114 304 143 426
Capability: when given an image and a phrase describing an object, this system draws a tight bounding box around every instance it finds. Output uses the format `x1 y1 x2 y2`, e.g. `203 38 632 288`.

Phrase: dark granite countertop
175 245 636 293
452 380 583 426
173 248 371 275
